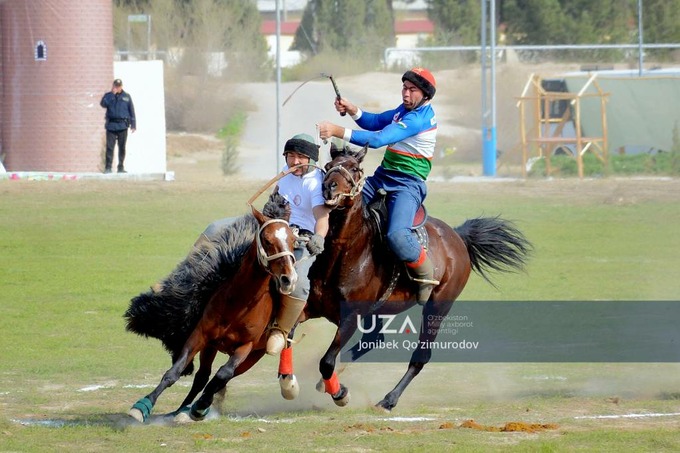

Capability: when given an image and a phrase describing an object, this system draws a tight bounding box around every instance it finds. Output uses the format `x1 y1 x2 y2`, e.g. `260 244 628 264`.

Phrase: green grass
529 152 680 177
1 178 679 452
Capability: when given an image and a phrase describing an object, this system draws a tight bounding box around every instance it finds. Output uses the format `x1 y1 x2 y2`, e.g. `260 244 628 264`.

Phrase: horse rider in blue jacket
317 67 440 305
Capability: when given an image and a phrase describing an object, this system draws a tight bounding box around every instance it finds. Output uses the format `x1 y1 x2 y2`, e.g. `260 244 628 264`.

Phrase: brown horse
295 144 532 412
125 194 297 423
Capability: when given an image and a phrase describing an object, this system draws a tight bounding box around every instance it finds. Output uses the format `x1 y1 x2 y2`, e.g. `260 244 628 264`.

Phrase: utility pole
637 0 644 76
481 0 497 176
275 0 282 173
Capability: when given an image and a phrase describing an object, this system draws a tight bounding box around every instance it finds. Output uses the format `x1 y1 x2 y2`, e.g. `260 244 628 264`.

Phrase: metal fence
384 43 680 70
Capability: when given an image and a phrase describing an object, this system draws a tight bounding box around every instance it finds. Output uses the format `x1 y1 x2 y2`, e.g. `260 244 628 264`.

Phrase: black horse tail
454 216 532 286
124 215 260 376
125 288 210 376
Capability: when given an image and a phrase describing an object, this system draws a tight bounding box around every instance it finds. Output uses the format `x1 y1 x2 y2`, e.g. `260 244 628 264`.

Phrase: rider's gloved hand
306 233 325 256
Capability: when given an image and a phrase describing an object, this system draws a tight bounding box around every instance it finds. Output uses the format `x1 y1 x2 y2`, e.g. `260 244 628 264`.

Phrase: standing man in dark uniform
100 78 136 173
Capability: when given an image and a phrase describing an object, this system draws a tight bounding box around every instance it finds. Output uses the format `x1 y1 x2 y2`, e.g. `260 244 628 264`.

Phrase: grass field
1 171 680 452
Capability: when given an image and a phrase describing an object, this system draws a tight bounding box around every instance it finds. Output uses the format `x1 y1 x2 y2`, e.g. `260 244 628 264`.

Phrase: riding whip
321 73 346 116
282 74 328 107
282 72 346 113
246 163 325 207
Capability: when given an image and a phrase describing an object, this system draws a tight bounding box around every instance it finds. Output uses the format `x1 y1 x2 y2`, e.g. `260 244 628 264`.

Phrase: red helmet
402 67 436 99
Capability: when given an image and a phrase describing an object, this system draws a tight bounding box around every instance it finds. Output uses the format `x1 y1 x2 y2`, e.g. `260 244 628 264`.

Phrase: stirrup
411 276 440 285
267 325 305 345
266 326 304 355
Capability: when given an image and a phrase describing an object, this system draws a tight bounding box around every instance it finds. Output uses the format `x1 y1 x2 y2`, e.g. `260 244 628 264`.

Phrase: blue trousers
362 166 426 263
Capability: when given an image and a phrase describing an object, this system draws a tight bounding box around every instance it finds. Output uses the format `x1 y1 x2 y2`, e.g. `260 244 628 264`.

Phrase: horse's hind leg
190 343 261 421
278 327 300 400
375 300 454 412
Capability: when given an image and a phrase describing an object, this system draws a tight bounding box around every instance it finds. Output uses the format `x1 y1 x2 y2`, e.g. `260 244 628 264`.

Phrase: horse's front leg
128 340 202 423
346 315 385 361
278 327 300 400
189 343 258 421
375 300 454 412
168 346 218 419
316 313 358 407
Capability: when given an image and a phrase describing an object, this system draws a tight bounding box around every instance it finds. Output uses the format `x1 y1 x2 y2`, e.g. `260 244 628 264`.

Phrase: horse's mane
124 192 289 374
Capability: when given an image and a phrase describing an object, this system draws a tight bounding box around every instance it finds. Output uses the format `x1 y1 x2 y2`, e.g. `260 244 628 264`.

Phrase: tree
291 0 395 61
115 0 269 80
501 0 567 44
642 0 680 59
426 0 480 46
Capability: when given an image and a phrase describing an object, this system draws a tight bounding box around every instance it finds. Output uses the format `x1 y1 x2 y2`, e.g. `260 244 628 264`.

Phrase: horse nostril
280 275 291 287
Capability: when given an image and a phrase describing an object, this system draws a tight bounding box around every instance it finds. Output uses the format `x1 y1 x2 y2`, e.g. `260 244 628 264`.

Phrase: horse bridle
255 218 296 271
324 162 365 201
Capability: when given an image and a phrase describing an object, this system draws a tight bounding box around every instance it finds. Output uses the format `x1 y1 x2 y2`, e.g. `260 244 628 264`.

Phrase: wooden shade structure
516 73 609 178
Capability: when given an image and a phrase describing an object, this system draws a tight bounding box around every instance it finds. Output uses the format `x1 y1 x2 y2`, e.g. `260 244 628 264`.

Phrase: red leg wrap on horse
278 347 294 375
324 372 340 395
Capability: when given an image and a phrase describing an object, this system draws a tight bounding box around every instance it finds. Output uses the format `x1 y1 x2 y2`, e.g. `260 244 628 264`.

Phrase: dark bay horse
125 194 297 422
298 144 532 411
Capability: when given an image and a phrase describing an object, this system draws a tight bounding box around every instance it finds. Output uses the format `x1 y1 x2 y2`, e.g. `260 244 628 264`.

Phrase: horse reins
248 161 362 266
324 163 365 201
247 163 326 207
255 218 296 271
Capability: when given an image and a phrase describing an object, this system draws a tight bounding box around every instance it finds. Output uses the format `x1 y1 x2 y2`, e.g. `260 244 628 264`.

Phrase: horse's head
323 143 367 209
252 193 297 294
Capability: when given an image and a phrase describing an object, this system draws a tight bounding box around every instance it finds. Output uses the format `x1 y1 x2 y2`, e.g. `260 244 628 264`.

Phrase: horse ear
329 142 340 160
264 190 290 221
251 206 266 225
356 144 368 163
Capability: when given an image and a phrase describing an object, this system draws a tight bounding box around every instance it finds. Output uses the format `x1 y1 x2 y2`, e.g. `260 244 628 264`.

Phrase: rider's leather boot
407 253 440 305
266 295 307 355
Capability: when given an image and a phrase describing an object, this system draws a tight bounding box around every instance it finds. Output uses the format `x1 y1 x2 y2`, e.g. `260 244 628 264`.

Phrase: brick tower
0 0 113 172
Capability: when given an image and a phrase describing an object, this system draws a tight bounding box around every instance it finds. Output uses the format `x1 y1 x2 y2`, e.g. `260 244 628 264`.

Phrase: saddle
364 189 434 312
367 188 429 251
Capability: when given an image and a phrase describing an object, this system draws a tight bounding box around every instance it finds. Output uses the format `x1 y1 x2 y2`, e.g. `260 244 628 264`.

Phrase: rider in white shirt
267 133 331 355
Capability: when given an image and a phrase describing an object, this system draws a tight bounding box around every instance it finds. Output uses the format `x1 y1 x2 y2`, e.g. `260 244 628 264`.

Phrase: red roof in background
261 19 434 36
395 19 434 34
261 20 300 35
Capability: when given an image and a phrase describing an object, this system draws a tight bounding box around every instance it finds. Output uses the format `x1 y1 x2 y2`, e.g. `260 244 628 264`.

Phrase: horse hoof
374 399 394 413
128 397 153 423
168 406 192 424
279 374 299 400
174 411 194 424
190 405 210 421
315 379 325 393
332 386 350 407
128 407 145 423
372 403 392 414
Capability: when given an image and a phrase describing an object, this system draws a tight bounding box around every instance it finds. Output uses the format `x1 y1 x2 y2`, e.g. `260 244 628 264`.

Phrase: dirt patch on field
460 419 559 433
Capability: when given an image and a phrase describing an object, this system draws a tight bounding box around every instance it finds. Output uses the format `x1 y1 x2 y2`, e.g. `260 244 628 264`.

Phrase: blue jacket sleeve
349 108 424 149
100 92 114 108
128 96 137 129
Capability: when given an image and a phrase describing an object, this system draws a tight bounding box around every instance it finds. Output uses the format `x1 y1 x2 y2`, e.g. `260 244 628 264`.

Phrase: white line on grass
575 412 680 420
